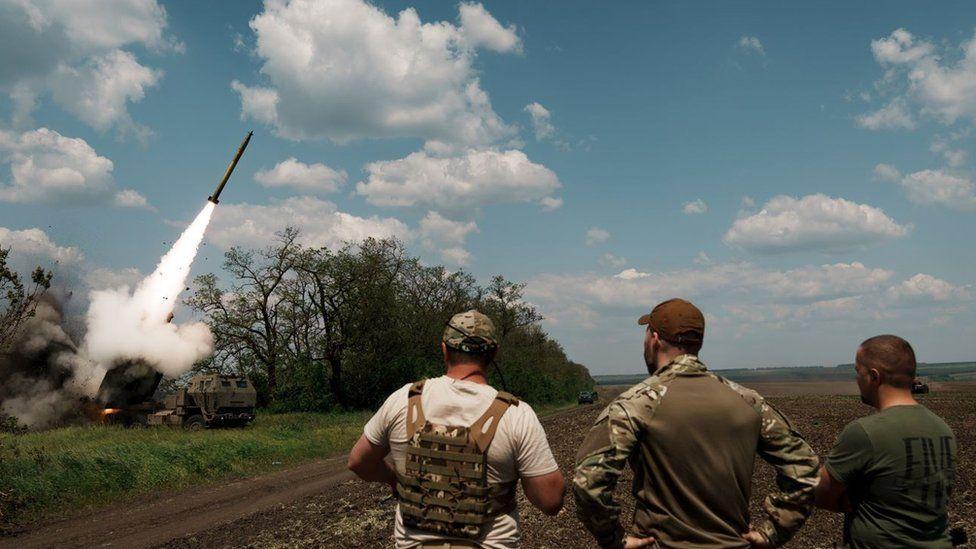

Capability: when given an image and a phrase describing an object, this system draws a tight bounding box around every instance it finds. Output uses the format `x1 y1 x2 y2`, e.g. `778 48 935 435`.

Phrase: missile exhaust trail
208 130 252 204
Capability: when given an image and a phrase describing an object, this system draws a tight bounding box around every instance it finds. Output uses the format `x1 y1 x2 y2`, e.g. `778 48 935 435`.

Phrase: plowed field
160 387 974 548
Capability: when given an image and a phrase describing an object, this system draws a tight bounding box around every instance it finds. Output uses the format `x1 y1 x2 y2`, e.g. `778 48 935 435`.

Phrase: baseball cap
443 310 498 353
638 298 705 345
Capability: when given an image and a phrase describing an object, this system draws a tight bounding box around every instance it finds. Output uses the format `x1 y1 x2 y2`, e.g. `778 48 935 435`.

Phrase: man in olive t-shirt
817 335 957 548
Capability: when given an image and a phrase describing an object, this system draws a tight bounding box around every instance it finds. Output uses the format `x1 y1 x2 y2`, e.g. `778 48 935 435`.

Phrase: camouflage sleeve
754 400 820 547
572 401 640 549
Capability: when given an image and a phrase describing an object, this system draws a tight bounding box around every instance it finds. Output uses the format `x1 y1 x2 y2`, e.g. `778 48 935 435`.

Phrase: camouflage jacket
572 355 819 549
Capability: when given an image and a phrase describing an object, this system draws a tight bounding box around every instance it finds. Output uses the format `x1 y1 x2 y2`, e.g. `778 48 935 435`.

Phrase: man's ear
869 367 881 384
441 342 449 363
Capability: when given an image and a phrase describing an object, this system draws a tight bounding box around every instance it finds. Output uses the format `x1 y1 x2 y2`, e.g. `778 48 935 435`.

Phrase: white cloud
528 261 894 312
601 253 627 268
887 273 971 303
585 227 610 246
113 188 152 209
723 194 910 254
0 226 84 266
736 36 765 56
207 196 410 250
0 0 174 133
539 196 563 211
49 49 161 136
682 198 708 215
693 251 711 265
614 268 648 280
457 2 521 53
856 98 915 130
898 169 976 210
524 102 555 140
357 149 560 214
0 128 113 203
872 163 902 181
863 28 976 127
234 0 519 146
418 211 478 266
83 266 143 291
254 157 347 193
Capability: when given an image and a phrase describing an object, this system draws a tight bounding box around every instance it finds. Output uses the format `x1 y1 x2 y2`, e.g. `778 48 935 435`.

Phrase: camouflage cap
443 309 498 354
638 298 705 345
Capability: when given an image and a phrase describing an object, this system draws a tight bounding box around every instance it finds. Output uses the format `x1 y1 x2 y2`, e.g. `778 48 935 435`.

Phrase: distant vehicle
578 390 598 404
148 374 257 429
912 379 930 395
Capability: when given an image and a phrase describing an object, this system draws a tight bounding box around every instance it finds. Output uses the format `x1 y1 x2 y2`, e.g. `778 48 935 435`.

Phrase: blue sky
1 0 975 374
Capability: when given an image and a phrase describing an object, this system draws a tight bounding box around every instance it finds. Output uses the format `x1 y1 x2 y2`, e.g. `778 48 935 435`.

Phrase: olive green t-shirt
825 405 956 548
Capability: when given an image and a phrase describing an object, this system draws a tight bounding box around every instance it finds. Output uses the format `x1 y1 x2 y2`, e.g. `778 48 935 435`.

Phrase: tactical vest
396 379 519 539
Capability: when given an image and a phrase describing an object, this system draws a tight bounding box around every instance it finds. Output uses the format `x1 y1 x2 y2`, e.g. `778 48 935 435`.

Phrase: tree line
186 229 594 411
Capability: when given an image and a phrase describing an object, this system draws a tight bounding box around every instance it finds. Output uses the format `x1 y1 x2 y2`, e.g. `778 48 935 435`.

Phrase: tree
186 229 299 401
0 246 53 353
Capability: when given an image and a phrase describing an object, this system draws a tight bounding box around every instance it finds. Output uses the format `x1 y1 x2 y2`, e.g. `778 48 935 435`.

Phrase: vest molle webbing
396 379 519 539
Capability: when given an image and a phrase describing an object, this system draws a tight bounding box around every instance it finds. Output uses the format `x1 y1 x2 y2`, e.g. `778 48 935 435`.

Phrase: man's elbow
347 453 366 477
539 489 564 516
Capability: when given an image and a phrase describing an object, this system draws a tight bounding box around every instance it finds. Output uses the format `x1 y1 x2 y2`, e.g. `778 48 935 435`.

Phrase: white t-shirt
363 376 559 549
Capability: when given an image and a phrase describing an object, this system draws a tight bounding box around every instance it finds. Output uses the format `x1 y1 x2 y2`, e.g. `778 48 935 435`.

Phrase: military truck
912 379 931 394
148 374 256 429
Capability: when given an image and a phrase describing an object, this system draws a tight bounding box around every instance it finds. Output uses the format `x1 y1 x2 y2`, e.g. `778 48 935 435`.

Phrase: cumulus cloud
207 196 410 250
0 0 175 134
585 227 610 246
418 211 478 266
254 157 347 193
524 102 555 140
0 128 113 203
682 198 708 215
539 196 563 211
862 28 976 127
856 98 915 130
357 149 560 214
898 169 976 210
872 163 901 181
736 36 765 56
887 273 971 303
723 194 909 254
48 49 161 136
233 0 520 146
0 226 84 266
112 189 152 209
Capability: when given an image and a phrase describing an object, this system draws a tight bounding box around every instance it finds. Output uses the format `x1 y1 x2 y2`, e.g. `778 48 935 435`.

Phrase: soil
4 385 973 548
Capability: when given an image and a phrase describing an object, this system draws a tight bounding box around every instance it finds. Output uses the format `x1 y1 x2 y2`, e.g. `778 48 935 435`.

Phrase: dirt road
0 454 355 549
4 388 974 548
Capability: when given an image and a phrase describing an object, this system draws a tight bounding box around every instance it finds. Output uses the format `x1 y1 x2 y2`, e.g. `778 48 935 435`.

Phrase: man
816 335 957 548
348 309 565 548
574 298 819 549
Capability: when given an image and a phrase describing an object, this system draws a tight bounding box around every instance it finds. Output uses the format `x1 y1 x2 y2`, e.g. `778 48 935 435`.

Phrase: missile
208 131 253 204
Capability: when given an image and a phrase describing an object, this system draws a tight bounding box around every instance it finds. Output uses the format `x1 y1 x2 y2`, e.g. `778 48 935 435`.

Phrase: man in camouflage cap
349 309 565 548
573 298 819 548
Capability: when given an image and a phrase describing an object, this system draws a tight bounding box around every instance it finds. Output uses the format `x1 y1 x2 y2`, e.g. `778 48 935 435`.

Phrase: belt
419 540 480 548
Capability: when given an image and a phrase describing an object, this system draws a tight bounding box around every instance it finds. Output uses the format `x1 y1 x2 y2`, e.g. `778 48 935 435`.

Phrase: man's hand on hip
623 535 655 548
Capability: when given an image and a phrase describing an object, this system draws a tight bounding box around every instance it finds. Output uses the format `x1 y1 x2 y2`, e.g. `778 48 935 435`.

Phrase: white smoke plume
83 202 216 385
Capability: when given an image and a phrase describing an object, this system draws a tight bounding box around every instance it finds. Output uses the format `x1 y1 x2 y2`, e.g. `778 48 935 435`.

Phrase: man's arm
815 466 851 512
572 402 640 549
347 434 396 489
752 401 820 547
521 470 565 516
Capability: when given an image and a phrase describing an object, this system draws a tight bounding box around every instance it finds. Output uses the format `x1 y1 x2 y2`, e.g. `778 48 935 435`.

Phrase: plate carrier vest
395 379 520 539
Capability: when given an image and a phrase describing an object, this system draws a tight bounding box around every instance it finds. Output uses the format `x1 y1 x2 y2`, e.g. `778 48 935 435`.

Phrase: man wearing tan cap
573 298 819 548
348 309 565 548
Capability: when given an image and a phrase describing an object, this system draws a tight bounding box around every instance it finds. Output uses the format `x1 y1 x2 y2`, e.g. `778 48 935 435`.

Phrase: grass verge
0 399 580 532
0 411 369 530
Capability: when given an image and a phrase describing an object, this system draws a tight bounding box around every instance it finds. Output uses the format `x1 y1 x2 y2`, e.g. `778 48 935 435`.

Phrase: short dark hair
858 334 916 389
658 332 702 356
445 346 494 368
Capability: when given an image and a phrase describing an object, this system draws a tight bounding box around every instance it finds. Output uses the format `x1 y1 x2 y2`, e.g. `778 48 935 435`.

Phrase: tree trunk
327 354 344 407
267 361 277 403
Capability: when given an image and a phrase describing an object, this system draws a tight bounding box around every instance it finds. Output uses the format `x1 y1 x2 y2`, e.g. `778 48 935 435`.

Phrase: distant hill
593 361 976 386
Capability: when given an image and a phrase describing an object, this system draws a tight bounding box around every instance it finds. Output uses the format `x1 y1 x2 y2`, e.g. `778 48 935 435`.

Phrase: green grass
0 411 369 529
0 399 580 530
